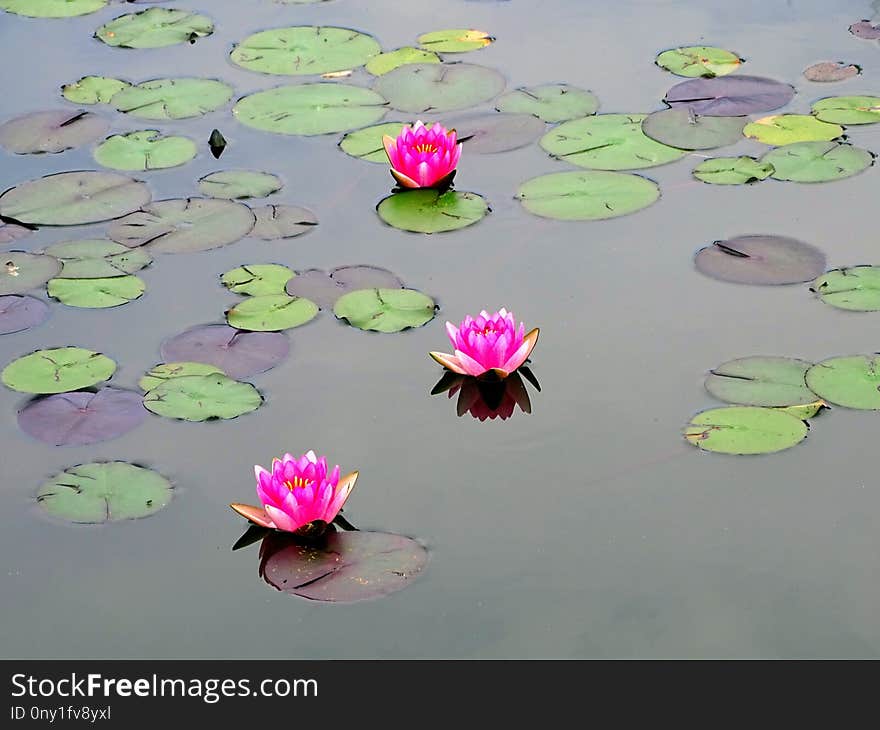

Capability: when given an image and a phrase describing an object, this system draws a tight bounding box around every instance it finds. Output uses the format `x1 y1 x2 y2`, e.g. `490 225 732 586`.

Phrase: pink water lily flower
383 120 462 189
430 308 539 379
230 451 358 539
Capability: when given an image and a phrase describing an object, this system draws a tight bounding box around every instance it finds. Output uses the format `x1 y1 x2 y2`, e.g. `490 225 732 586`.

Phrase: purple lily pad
160 324 289 379
803 62 861 82
850 20 880 39
0 221 33 245
441 111 545 154
664 75 795 116
258 530 429 603
0 295 50 335
285 265 404 309
694 235 827 285
18 388 147 446
0 110 109 155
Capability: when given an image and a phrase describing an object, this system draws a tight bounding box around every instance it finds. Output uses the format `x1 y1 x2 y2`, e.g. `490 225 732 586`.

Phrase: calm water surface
2 0 880 658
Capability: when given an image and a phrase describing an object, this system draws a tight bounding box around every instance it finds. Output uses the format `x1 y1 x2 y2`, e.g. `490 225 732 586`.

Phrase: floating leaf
108 198 256 253
541 114 687 170
694 235 826 285
198 171 282 200
285 266 403 309
226 294 318 332
684 406 808 454
366 47 440 76
705 356 817 407
762 141 873 182
849 20 880 39
334 288 436 332
641 108 746 150
230 26 381 76
48 275 145 309
377 189 488 233
0 110 109 155
95 8 214 49
0 252 62 295
656 46 742 78
234 84 387 136
664 75 795 116
0 221 33 244
340 122 408 162
374 63 505 113
36 462 172 524
0 171 151 226
516 170 659 221
43 239 151 279
417 29 493 53
803 62 860 83
222 264 295 296
143 373 262 421
811 96 880 125
743 115 842 145
811 266 880 311
0 296 49 335
495 84 599 123
160 324 289 379
112 78 233 120
62 76 131 105
18 388 147 446
805 356 880 409
0 0 106 18
442 112 544 154
93 130 197 171
2 347 116 394
139 361 224 392
692 156 774 185
250 205 318 240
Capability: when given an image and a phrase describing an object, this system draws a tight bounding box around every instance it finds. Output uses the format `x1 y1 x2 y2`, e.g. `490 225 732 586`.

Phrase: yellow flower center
284 476 315 491
414 143 438 154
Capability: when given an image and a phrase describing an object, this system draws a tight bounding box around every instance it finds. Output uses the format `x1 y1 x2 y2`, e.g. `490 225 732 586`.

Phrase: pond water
1 0 879 658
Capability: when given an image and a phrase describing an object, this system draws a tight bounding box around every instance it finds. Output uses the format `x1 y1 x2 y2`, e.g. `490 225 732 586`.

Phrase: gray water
2 0 880 658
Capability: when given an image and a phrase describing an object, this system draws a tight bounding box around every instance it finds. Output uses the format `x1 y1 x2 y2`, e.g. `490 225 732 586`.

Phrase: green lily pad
143 373 263 421
805 356 880 409
333 288 436 333
656 46 743 78
0 252 62 295
2 346 116 394
495 84 599 123
743 114 843 145
684 406 808 455
705 356 817 407
48 275 145 308
762 141 873 182
112 78 234 120
541 114 687 170
1 0 106 18
62 76 131 105
198 171 283 200
516 170 660 221
36 462 172 524
374 63 505 114
811 96 880 125
366 48 440 76
811 267 880 311
230 26 381 76
0 110 110 155
0 171 151 226
340 122 408 162
108 198 256 253
417 29 494 53
234 83 387 136
221 264 295 296
93 130 197 171
250 205 318 239
96 8 214 49
377 190 488 233
641 108 746 150
226 294 318 331
139 361 224 392
43 239 151 279
693 156 775 185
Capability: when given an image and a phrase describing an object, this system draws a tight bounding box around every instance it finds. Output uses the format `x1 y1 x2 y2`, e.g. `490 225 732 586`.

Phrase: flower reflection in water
431 368 541 421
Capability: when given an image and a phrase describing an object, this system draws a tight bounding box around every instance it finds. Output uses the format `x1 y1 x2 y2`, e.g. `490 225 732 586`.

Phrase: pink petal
264 504 299 533
429 351 468 375
454 348 489 376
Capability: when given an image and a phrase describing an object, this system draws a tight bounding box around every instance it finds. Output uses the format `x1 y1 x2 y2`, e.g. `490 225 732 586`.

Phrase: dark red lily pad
285 265 403 309
259 530 429 603
664 75 795 116
803 62 861 82
0 295 50 335
440 111 545 154
0 110 109 155
160 324 289 379
0 220 34 244
694 235 827 285
18 388 147 446
850 20 880 39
